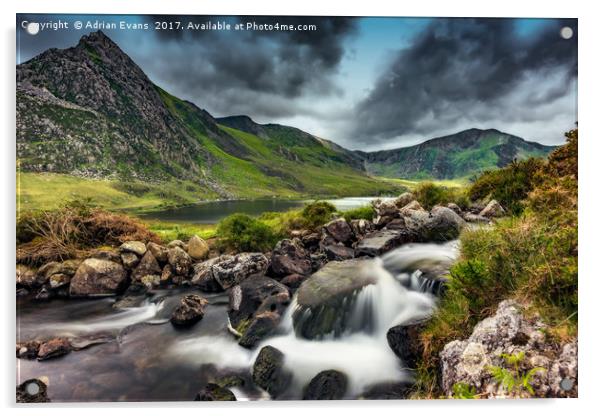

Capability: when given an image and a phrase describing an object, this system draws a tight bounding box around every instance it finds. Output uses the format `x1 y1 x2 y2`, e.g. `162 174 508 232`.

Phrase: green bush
300 201 337 229
413 182 468 210
216 213 279 252
341 205 375 222
468 158 545 215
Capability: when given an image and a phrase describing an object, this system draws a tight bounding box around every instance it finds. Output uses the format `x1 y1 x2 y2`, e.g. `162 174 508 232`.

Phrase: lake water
139 197 394 224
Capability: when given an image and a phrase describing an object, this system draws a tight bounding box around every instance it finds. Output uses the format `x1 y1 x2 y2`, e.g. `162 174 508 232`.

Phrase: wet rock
34 287 52 301
301 232 321 252
195 383 236 401
355 229 408 257
420 206 466 242
70 334 115 350
17 378 50 403
359 381 413 400
16 265 37 287
280 273 307 290
229 275 290 345
303 370 348 400
270 239 312 277
147 241 169 263
16 287 30 297
323 218 354 245
132 251 162 281
213 252 269 290
190 255 233 292
48 273 71 289
170 294 209 327
394 192 415 208
294 259 375 339
323 244 355 261
479 199 506 218
120 252 140 269
386 319 429 369
167 246 192 276
120 240 147 256
37 337 72 360
349 218 374 239
187 235 210 261
310 252 328 272
70 258 127 297
252 346 292 398
16 340 41 359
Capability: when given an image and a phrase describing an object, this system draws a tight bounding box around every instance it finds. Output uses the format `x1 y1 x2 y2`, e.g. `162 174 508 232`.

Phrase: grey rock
119 240 147 256
69 258 127 296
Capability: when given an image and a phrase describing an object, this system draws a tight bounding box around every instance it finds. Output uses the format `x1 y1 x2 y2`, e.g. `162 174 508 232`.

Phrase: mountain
360 128 556 180
16 31 398 203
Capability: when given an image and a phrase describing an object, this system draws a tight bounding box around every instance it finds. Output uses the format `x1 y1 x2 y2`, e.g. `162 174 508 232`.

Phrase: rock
17 378 50 403
228 275 290 345
479 199 506 218
191 255 233 291
440 300 578 398
270 239 312 277
355 229 408 257
303 370 348 400
323 218 354 245
447 202 462 214
187 235 210 261
88 249 121 263
359 381 413 400
372 198 399 217
294 259 375 339
69 258 127 297
37 337 71 360
167 239 186 249
140 274 160 289
119 240 147 256
16 340 40 359
213 253 269 290
310 253 328 272
16 264 43 288
252 346 292 398
40 259 81 279
323 244 355 261
280 273 307 290
147 242 169 263
168 246 192 276
420 206 466 242
48 273 71 289
16 287 29 297
400 201 426 217
463 213 490 223
132 251 162 281
394 192 415 208
160 264 173 284
349 219 374 239
301 232 321 252
386 319 429 369
170 294 209 327
70 334 115 350
194 383 236 401
120 252 140 269
34 287 52 301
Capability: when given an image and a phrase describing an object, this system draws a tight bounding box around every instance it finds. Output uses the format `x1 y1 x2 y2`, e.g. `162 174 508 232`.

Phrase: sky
17 14 578 151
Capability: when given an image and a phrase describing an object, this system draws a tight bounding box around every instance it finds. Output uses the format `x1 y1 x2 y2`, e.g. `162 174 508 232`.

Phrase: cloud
350 18 578 147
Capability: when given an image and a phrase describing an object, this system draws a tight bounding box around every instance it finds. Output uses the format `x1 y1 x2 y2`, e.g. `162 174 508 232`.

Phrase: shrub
342 205 375 222
413 182 468 210
300 201 337 229
216 213 279 252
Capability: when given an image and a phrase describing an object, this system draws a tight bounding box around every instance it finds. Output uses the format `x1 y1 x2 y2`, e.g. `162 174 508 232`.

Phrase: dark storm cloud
139 15 358 114
351 18 577 145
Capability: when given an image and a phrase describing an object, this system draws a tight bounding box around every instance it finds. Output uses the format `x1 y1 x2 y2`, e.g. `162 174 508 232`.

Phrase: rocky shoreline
17 193 576 401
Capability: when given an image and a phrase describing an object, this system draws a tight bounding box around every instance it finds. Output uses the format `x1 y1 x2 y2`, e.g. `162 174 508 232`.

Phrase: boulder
16 264 43 288
88 249 121 263
37 337 71 360
349 218 374 239
447 202 462 215
168 246 192 276
355 229 408 257
170 294 209 327
310 253 328 272
119 240 147 257
160 264 173 284
420 206 466 242
280 273 307 290
372 198 399 217
394 192 415 208
16 340 41 359
301 232 321 252
194 383 236 401
140 274 161 289
190 255 232 292
167 239 186 249
132 251 162 281
16 378 50 403
302 370 348 400
386 319 429 369
323 244 355 261
120 252 140 269
187 235 210 261
38 259 81 280
479 199 506 218
323 218 354 245
147 242 169 263
69 258 127 297
400 200 426 216
212 253 269 290
252 346 292 397
294 260 375 339
270 239 312 277
228 275 290 345
48 273 71 289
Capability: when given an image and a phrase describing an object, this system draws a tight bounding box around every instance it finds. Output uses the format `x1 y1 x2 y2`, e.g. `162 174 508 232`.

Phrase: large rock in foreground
252 346 292 398
69 258 127 297
294 259 376 339
170 294 209 327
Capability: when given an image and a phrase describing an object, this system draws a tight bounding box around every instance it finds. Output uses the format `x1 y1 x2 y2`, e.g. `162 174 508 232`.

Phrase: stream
16 240 459 401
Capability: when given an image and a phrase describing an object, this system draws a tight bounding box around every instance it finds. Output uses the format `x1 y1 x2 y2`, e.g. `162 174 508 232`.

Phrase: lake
139 197 393 224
